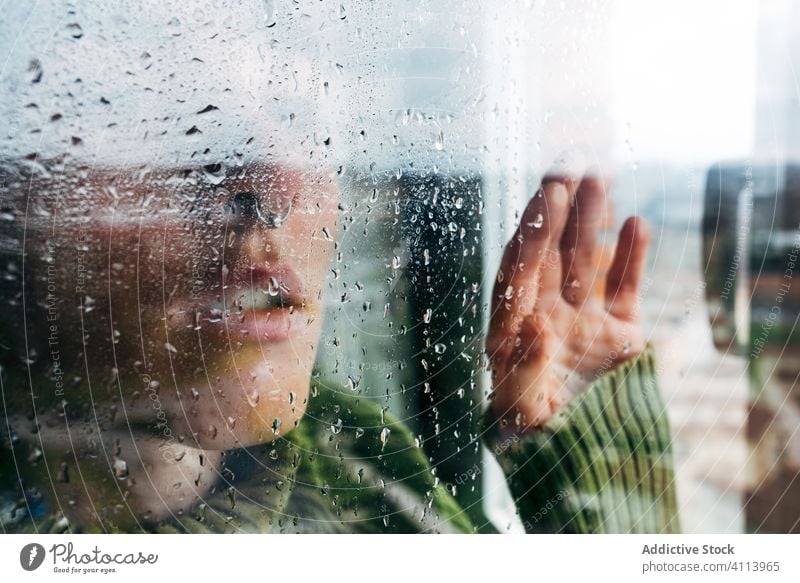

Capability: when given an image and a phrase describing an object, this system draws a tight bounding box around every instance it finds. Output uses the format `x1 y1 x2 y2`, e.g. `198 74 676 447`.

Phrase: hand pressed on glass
487 168 652 433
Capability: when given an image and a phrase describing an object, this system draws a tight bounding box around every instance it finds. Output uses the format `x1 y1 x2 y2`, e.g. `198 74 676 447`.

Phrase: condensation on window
1 0 798 534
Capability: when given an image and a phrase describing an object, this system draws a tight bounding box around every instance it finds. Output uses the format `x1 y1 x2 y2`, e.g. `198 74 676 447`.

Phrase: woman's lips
177 262 312 344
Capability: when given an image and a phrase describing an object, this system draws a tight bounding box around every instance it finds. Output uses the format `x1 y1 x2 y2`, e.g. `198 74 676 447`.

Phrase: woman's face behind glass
0 1 339 450
19 165 337 449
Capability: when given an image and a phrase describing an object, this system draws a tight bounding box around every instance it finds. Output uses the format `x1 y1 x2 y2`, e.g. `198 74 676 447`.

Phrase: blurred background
313 0 800 533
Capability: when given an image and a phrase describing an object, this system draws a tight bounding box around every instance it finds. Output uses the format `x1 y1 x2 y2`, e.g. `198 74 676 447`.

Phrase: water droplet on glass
27 59 43 84
113 458 129 479
57 461 69 483
434 130 445 150
262 0 277 27
67 23 84 39
82 296 96 313
166 17 182 36
434 343 447 354
246 389 260 407
380 427 391 451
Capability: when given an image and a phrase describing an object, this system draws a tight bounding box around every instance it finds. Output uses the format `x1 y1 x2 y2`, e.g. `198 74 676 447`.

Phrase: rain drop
380 427 391 451
113 459 129 479
434 130 445 150
246 389 260 407
262 0 277 27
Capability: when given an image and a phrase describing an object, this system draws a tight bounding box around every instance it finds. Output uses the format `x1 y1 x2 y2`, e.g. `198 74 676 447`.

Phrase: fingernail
549 182 568 206
553 149 589 177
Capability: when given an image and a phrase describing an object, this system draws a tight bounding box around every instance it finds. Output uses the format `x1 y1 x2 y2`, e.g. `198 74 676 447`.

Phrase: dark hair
1 157 70 415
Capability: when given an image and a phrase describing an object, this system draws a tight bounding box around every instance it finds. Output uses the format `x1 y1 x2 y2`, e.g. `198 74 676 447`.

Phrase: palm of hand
487 171 651 433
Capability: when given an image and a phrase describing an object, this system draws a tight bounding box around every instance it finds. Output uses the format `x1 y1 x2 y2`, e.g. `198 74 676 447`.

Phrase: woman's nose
221 190 289 271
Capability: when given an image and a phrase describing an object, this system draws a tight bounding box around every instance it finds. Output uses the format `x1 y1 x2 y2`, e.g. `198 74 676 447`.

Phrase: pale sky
611 0 757 163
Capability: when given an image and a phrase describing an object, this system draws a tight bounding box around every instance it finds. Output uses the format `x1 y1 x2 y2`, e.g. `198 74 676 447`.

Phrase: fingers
535 180 574 295
541 150 590 194
605 216 651 320
560 174 613 305
488 179 573 355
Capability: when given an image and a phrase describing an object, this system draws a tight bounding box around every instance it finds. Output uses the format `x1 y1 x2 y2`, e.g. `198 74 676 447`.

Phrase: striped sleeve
483 344 680 533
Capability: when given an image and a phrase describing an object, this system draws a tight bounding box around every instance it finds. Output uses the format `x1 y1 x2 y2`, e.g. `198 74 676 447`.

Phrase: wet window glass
1 0 798 535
